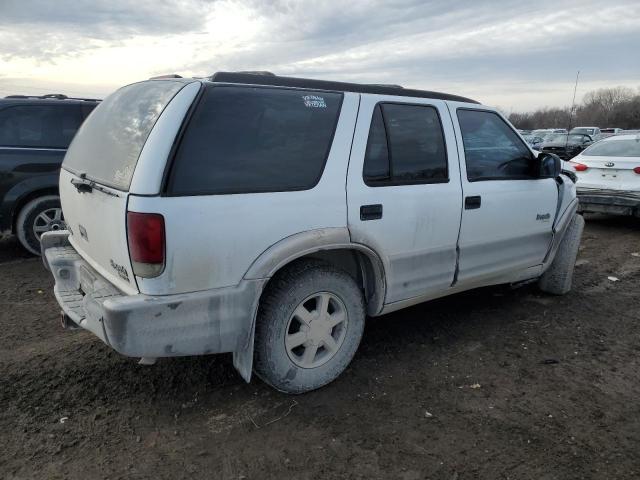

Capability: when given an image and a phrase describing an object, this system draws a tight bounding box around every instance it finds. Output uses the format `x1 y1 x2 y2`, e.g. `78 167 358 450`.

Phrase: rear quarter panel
129 92 360 295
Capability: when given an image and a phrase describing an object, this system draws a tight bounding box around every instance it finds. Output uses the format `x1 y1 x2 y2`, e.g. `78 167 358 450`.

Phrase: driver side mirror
535 152 561 178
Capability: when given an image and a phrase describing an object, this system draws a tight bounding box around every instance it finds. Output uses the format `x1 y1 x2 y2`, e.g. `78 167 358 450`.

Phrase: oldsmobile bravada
42 72 583 393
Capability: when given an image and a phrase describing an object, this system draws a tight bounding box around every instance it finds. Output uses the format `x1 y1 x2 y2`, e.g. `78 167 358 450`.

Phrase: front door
450 105 558 286
347 95 463 304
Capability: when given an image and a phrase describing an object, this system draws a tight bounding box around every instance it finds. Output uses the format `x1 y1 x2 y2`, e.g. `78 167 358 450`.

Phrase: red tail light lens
571 162 588 172
634 166 640 174
127 212 165 277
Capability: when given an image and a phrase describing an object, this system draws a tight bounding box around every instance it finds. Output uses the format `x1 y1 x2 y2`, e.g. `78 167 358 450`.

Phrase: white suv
42 72 583 393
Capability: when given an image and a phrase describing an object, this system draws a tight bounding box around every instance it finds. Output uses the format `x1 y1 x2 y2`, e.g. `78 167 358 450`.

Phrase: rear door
347 95 463 304
451 105 557 286
60 80 192 294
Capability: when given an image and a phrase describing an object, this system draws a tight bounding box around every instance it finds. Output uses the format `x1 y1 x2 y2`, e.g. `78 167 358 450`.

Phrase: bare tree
509 86 640 130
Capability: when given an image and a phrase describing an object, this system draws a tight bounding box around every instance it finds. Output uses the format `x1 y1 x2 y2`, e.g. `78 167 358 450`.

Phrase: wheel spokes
293 305 314 326
285 331 307 350
301 343 319 366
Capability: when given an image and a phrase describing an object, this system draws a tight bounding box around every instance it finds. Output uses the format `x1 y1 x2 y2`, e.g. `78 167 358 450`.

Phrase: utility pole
569 70 580 131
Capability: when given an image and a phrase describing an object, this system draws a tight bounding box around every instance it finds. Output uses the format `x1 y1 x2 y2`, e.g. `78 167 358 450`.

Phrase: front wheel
254 260 365 394
16 195 65 255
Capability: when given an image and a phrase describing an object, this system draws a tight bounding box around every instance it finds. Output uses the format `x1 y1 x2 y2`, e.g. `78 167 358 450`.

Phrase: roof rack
208 71 479 104
4 93 100 102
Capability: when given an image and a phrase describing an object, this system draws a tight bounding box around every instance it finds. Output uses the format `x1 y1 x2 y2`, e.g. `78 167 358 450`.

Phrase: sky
0 0 638 112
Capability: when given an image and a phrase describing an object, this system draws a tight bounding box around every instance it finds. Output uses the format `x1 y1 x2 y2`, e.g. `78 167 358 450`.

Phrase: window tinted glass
64 81 184 190
0 105 83 148
457 109 533 181
168 86 342 195
363 105 390 182
363 103 448 185
583 138 640 157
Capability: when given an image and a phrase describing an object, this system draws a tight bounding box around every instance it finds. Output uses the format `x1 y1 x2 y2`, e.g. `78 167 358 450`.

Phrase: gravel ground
1 214 639 480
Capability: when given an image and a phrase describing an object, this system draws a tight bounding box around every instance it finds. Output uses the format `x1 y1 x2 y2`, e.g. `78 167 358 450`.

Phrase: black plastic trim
209 72 480 104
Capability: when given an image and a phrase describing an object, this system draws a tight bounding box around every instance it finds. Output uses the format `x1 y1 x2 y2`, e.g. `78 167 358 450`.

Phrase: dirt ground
1 214 639 480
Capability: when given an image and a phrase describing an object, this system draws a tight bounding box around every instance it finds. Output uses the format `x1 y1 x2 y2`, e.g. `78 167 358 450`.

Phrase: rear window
63 81 184 190
166 85 343 195
583 138 640 157
0 104 84 149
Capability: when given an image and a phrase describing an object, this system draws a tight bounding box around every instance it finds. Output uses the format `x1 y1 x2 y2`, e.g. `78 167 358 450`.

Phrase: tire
538 214 585 295
15 195 64 256
254 259 366 394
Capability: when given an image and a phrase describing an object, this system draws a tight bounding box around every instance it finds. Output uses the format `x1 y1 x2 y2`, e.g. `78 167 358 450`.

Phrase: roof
208 71 480 104
1 94 100 105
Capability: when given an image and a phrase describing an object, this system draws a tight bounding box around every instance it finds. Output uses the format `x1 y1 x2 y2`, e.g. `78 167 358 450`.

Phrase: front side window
457 109 534 181
167 86 343 195
0 105 83 149
363 103 448 186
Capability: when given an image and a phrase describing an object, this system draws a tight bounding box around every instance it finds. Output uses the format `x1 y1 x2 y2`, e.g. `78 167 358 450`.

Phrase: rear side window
63 81 184 190
363 103 448 186
0 105 83 149
457 109 534 181
167 86 343 195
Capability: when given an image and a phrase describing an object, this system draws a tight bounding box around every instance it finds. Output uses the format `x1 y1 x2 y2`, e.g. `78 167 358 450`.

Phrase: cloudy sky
0 0 638 111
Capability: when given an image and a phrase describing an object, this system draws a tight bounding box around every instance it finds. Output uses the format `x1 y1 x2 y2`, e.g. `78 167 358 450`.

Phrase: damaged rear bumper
41 231 265 378
577 189 640 217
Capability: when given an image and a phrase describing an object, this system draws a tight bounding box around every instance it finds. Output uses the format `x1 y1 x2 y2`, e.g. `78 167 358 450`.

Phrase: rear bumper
42 231 266 360
577 189 640 217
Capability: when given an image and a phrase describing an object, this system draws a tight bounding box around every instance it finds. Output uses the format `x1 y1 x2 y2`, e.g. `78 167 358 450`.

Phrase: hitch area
60 312 80 330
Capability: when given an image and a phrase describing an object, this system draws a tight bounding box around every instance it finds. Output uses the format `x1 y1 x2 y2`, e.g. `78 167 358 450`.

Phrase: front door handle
465 196 481 210
360 204 383 221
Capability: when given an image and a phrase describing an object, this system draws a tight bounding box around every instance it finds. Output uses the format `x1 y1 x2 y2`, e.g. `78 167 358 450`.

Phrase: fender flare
232 227 387 382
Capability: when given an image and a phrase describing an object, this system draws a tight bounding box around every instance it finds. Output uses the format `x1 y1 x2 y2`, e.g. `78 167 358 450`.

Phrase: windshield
583 138 640 157
571 128 595 135
63 80 185 190
545 133 589 144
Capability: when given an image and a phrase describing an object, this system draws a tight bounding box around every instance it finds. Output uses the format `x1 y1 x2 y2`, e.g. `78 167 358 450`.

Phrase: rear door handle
465 196 481 210
360 204 383 221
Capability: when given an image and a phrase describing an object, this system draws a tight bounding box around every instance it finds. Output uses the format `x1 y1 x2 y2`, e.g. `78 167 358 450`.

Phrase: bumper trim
577 190 640 217
43 232 267 367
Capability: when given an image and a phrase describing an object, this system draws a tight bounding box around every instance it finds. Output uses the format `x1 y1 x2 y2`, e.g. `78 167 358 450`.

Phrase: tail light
634 167 640 174
570 162 588 172
127 212 165 278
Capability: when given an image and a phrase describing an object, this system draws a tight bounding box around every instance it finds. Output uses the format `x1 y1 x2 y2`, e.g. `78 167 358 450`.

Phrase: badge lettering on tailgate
110 260 130 282
536 213 551 222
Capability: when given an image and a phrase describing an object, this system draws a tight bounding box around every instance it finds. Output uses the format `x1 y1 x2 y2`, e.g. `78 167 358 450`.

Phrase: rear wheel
254 260 365 394
16 195 65 255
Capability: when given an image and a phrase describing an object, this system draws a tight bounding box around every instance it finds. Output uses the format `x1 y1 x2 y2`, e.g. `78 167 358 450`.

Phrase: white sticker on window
302 95 327 108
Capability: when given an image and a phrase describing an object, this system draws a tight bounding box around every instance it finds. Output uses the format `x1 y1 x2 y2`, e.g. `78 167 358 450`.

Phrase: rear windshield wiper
70 177 120 197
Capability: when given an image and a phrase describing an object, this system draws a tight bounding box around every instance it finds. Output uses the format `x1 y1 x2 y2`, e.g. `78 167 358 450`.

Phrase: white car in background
570 126 602 141
569 134 640 217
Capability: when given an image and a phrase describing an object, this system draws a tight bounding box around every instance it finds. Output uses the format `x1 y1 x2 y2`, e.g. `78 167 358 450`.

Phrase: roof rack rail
208 72 480 104
4 93 101 102
149 74 183 79
235 71 276 76
366 83 403 89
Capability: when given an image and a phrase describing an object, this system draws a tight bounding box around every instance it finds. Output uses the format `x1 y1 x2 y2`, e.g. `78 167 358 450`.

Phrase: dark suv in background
0 94 99 254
